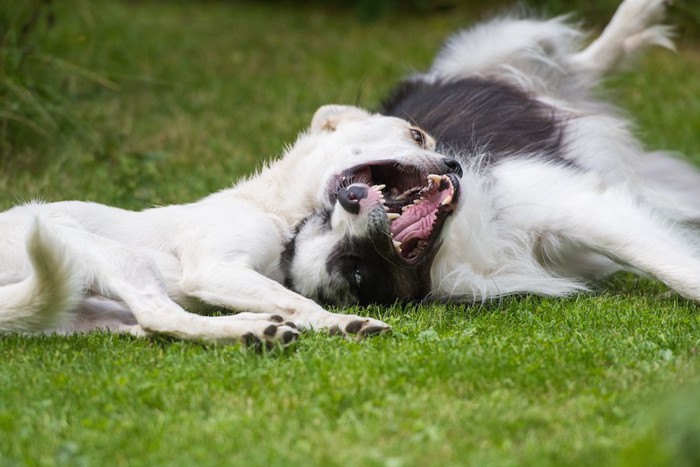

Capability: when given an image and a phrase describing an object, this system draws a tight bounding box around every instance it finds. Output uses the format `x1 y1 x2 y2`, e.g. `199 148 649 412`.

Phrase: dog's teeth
395 187 421 201
393 240 402 252
428 174 442 184
441 196 453 206
387 213 400 220
402 206 409 212
384 206 390 211
375 184 386 191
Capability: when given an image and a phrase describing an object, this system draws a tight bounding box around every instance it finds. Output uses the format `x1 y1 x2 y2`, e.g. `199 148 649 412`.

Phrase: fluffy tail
427 0 673 97
429 15 584 83
0 219 82 332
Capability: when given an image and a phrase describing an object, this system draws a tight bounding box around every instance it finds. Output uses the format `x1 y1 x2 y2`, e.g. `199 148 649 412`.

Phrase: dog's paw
329 316 391 339
242 322 300 349
618 0 672 40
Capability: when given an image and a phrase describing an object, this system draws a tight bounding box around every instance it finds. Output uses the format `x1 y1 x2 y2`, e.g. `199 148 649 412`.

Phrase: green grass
1 1 700 465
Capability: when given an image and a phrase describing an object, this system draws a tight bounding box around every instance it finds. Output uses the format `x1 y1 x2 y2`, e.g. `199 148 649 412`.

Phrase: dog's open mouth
331 161 461 263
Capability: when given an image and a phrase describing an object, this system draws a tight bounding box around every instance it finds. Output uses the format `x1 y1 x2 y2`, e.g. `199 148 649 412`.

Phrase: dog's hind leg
570 0 674 78
635 151 700 224
558 201 700 301
497 161 700 302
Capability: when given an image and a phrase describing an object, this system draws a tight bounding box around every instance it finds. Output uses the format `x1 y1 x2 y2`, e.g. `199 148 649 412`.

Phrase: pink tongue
391 201 438 243
390 176 455 245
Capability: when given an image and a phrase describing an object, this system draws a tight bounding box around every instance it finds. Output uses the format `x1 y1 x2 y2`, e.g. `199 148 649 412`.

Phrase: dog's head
283 110 462 305
302 105 457 204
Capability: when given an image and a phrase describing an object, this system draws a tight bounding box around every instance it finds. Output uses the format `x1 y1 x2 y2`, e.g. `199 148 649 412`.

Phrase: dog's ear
311 105 371 133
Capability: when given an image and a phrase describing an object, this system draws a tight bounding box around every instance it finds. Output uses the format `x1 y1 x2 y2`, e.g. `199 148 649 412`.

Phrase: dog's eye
410 128 426 148
353 267 363 287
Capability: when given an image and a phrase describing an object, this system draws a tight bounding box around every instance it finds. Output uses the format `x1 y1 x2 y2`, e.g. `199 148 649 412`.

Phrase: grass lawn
1 1 700 465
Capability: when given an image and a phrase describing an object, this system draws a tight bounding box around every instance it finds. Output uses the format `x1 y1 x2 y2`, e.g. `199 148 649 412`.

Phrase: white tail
0 219 82 331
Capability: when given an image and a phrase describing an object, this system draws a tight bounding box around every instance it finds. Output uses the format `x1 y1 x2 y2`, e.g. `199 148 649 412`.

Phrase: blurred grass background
1 0 698 206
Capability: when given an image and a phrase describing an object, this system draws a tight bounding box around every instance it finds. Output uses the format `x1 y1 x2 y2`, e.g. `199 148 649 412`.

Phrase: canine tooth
387 213 400 220
441 196 453 206
375 184 386 191
428 174 442 184
393 240 402 252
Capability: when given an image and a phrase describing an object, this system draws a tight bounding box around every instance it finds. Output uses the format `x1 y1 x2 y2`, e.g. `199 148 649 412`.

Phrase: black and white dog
284 0 700 306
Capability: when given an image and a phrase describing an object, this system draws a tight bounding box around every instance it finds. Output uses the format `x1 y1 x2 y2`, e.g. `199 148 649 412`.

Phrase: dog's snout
441 158 463 177
337 185 368 215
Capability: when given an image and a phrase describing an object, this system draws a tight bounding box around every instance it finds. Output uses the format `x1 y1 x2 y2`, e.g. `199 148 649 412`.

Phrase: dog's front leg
179 264 390 338
52 227 299 346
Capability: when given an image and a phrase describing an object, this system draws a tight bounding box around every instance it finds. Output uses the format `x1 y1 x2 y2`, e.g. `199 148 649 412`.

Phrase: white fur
0 106 450 344
289 0 700 305
428 0 700 302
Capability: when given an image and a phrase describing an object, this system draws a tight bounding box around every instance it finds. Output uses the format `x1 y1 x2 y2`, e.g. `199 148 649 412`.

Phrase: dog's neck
220 132 328 232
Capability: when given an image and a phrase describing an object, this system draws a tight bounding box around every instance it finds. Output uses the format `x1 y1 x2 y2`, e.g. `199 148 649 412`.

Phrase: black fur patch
345 320 364 334
380 77 566 162
324 221 432 305
282 330 297 344
280 210 331 290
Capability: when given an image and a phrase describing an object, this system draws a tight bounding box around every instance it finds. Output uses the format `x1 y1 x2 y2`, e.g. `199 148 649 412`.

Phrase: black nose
337 185 368 215
441 158 463 177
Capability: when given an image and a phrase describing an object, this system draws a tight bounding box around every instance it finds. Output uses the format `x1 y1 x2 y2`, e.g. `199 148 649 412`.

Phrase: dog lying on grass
284 0 700 306
0 105 460 345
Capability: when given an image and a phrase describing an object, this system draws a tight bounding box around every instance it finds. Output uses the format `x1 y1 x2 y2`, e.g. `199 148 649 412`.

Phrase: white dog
0 105 459 345
284 0 700 305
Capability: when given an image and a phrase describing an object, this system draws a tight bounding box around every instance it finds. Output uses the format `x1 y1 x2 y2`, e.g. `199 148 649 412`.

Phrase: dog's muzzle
439 158 463 177
337 185 368 215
